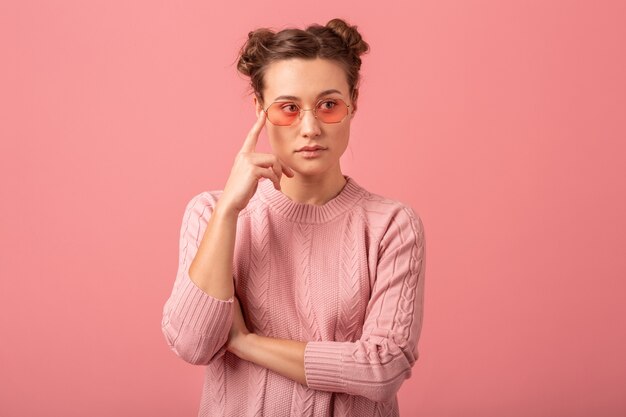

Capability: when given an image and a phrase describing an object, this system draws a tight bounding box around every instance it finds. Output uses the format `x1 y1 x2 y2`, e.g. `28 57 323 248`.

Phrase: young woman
162 18 426 417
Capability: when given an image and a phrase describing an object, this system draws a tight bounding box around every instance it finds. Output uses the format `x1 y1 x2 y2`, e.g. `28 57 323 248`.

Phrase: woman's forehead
263 58 350 101
271 89 344 102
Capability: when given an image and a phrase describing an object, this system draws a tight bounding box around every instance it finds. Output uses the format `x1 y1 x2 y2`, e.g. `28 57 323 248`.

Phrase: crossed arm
226 297 308 386
162 195 425 402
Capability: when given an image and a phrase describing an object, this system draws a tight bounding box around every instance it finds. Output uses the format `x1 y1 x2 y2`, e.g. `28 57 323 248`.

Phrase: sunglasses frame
262 97 351 126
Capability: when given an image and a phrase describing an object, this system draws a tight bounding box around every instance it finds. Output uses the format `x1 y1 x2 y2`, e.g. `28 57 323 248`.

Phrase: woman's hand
226 296 251 357
218 110 295 214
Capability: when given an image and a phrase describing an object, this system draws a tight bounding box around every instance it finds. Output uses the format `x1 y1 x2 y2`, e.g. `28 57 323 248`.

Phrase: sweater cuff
304 341 349 391
169 271 234 335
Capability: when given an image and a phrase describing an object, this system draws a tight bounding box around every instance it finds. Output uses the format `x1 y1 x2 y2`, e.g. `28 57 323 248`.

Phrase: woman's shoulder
355 186 424 229
355 188 425 255
185 189 224 209
179 189 227 223
182 188 260 220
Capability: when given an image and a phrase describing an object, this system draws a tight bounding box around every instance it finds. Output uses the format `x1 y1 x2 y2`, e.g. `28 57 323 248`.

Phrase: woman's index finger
240 110 267 153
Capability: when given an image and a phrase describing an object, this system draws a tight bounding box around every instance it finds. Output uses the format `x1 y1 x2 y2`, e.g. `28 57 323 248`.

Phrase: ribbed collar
257 175 366 224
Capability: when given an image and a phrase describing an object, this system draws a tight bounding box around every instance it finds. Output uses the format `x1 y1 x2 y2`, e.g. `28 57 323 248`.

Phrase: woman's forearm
233 333 308 386
188 201 239 301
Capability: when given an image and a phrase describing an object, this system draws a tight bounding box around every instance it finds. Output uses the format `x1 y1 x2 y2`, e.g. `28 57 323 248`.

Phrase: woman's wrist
228 332 254 360
213 200 241 220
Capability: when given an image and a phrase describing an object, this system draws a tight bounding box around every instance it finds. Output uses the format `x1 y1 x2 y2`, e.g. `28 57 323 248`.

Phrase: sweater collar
257 175 365 223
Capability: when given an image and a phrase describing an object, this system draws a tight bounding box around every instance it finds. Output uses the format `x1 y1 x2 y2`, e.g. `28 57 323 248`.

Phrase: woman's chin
289 165 338 179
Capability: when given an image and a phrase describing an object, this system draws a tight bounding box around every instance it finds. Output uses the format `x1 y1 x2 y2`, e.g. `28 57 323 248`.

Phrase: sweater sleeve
161 191 234 366
303 205 426 403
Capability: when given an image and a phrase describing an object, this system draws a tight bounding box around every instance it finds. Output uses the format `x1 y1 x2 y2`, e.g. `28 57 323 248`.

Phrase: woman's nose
299 109 322 137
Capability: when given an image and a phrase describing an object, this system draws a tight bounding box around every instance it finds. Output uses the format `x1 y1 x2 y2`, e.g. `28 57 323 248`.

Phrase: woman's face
255 57 355 178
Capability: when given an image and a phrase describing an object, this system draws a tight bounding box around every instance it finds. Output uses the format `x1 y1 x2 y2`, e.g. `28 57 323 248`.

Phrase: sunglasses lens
316 99 348 123
267 102 299 126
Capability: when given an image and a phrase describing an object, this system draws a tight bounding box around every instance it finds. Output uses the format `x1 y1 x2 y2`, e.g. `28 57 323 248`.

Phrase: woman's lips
297 146 326 152
298 149 326 158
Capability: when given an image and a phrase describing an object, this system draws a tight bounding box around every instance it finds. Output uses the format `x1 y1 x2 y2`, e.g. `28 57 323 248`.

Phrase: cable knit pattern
207 356 226 416
337 213 364 342
290 222 318 417
294 223 321 341
161 175 426 416
246 206 272 417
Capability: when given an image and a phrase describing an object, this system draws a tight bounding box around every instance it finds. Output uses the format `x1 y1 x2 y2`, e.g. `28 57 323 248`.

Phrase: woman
161 18 426 417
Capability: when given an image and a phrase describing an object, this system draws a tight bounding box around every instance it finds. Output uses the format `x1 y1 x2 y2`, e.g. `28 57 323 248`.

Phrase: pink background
1 1 625 416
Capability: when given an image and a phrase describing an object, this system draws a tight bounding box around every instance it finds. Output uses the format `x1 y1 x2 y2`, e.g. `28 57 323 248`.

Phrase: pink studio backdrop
1 1 625 416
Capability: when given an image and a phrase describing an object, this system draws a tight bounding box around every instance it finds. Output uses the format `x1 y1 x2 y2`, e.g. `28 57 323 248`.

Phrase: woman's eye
319 100 337 110
280 103 299 114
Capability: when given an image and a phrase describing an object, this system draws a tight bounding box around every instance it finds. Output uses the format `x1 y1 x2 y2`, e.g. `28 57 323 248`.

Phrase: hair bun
237 28 275 77
325 18 369 56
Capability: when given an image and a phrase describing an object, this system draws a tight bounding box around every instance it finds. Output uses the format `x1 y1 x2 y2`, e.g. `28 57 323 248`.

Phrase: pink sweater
161 175 426 417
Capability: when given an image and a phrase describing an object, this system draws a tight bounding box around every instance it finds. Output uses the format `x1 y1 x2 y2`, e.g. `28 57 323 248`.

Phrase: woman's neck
278 170 348 206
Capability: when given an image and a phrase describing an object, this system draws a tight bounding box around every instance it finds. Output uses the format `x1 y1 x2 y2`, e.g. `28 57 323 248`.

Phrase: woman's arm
163 112 295 366
227 297 307 385
187 198 239 301
161 192 237 365
228 205 426 402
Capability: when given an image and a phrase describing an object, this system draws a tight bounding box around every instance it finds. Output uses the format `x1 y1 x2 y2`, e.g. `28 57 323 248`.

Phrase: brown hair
236 18 370 108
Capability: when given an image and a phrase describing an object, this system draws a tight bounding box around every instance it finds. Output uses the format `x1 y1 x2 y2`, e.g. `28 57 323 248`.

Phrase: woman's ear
350 88 359 117
253 96 262 118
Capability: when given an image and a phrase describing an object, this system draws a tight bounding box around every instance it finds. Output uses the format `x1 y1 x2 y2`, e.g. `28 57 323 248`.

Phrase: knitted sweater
161 175 426 417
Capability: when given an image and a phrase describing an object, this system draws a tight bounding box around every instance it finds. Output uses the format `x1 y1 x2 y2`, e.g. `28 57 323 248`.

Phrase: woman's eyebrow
273 89 343 101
